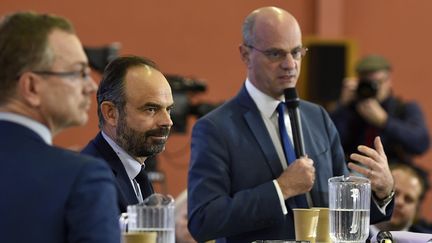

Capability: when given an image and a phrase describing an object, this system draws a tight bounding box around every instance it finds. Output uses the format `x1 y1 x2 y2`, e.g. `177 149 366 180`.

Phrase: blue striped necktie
276 102 308 208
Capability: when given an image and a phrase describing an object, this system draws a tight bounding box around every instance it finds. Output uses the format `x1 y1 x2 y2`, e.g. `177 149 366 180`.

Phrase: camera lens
356 79 378 100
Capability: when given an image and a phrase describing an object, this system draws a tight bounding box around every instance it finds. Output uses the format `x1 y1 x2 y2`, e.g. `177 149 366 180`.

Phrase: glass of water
328 176 370 242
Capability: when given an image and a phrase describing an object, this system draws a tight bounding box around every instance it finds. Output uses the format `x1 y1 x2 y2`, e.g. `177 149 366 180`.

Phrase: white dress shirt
101 131 145 202
245 79 295 215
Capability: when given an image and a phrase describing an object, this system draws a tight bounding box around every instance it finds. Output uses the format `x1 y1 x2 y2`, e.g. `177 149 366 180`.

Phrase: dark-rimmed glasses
244 44 308 61
32 66 91 80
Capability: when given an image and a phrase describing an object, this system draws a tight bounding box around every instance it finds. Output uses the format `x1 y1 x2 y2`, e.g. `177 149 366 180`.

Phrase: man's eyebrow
138 102 161 110
138 102 174 110
266 45 302 51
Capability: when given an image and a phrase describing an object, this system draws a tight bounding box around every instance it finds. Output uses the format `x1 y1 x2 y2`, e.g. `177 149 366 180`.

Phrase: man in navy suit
0 12 120 243
82 56 174 212
188 6 395 243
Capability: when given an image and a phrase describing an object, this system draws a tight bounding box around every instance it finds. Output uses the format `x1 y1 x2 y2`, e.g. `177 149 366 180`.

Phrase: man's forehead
125 68 172 100
48 29 87 68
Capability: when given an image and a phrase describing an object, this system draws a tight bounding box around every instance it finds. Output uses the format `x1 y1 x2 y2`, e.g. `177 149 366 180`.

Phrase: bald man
82 56 174 212
187 6 394 242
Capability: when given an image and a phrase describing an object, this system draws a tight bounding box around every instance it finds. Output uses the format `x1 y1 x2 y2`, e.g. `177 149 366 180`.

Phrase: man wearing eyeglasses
0 12 120 243
187 6 395 243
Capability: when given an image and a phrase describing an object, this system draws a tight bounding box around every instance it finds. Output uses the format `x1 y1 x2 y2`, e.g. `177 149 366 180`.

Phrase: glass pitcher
119 193 175 243
328 175 371 242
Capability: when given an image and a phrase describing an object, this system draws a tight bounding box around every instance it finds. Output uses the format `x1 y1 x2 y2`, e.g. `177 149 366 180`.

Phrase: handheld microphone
284 88 305 158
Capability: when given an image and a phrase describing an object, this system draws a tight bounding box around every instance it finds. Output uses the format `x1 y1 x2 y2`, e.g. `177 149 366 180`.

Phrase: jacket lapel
92 133 139 207
236 86 284 178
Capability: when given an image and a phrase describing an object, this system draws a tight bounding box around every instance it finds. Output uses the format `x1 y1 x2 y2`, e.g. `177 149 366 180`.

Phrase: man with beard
370 163 431 235
82 55 174 212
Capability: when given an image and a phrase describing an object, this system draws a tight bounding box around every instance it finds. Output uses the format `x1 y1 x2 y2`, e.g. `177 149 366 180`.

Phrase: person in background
175 190 198 243
330 55 430 164
82 55 174 212
0 12 120 243
371 163 432 234
187 6 394 243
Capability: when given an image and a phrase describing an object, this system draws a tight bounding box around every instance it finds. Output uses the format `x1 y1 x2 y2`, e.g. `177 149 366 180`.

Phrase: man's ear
239 44 251 66
101 101 119 127
18 72 43 107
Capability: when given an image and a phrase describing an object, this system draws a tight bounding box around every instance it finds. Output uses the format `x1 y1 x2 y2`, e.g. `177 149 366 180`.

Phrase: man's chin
389 219 408 230
135 145 165 157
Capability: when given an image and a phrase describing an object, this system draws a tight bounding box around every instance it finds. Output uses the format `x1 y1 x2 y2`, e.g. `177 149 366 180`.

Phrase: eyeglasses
31 66 91 81
244 44 308 61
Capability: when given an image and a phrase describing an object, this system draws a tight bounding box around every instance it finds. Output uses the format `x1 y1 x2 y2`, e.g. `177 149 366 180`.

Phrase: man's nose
280 53 296 69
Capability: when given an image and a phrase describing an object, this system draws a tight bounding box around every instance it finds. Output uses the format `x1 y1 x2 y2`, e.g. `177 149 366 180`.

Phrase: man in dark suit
82 56 174 212
0 12 120 243
188 6 395 243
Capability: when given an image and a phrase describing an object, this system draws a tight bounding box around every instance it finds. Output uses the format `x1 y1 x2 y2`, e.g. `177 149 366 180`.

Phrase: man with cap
331 54 430 164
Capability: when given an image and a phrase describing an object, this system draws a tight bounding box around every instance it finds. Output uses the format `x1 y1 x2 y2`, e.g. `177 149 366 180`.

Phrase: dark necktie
135 165 154 201
277 102 308 208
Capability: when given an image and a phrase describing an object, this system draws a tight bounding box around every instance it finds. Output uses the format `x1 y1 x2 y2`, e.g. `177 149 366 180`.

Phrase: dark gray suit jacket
188 85 393 243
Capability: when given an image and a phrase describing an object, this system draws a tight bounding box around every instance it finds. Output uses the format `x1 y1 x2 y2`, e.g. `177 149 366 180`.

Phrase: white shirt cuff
273 179 288 215
372 196 391 214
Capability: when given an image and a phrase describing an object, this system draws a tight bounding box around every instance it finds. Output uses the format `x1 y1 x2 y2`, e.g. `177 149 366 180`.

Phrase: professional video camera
84 44 219 133
356 78 378 100
84 43 121 73
166 74 220 133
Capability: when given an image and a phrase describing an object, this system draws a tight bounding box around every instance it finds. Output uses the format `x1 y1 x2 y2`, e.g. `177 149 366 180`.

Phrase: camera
84 43 121 73
356 78 378 100
165 74 220 133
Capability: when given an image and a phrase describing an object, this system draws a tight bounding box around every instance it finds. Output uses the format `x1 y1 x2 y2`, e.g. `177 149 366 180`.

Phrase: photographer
330 55 430 164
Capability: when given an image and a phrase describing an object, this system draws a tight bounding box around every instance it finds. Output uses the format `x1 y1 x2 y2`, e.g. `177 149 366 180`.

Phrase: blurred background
2 0 432 220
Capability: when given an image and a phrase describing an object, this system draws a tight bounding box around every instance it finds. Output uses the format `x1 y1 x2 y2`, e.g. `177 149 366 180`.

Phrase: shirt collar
245 79 283 118
0 112 52 145
101 131 143 179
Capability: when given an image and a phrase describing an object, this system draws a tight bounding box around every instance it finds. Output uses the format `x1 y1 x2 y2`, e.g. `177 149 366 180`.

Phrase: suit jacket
188 85 393 243
0 121 120 243
81 132 153 212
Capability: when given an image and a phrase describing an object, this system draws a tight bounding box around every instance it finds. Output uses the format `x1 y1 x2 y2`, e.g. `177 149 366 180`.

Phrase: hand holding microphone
276 88 314 200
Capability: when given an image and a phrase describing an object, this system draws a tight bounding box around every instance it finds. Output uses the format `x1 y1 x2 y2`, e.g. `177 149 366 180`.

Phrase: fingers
348 137 386 177
348 162 375 178
374 136 386 157
347 162 370 178
350 150 376 169
348 136 394 198
277 158 315 199
350 136 386 168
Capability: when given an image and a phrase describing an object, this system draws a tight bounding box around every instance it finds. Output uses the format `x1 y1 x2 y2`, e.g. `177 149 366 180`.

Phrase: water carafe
120 193 175 243
328 176 371 243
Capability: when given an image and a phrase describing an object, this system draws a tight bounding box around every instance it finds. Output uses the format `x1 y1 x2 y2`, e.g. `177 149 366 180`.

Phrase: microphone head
377 230 393 242
284 88 299 108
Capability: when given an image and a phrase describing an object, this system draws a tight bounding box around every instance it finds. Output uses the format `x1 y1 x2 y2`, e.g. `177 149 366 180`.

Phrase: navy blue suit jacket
188 86 393 243
0 121 120 243
81 132 153 212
